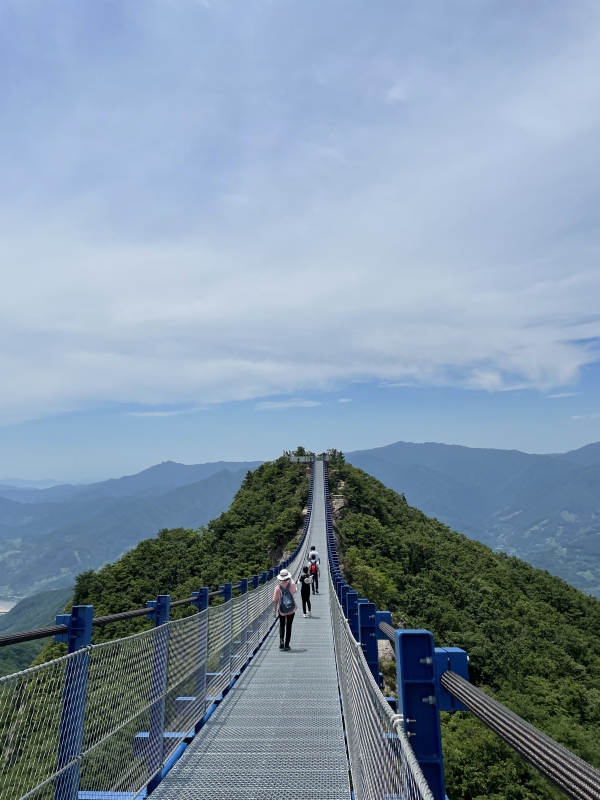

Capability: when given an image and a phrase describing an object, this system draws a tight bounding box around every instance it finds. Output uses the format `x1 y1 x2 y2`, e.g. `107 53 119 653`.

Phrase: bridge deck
152 459 351 799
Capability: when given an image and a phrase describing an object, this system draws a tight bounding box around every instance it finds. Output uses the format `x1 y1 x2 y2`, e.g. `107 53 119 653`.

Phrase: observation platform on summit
3 454 600 800
152 459 351 800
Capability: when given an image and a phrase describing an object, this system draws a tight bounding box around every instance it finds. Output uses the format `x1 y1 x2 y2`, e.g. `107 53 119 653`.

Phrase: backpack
310 562 318 575
279 582 295 614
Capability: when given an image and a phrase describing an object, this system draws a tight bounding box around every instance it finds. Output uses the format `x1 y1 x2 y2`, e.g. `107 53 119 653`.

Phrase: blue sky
1 0 600 479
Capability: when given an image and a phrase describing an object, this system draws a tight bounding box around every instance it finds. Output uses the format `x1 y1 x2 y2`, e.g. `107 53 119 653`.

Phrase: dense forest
327 451 600 800
21 449 600 800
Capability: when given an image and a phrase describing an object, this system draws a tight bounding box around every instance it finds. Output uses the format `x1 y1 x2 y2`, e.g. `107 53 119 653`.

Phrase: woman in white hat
273 568 297 650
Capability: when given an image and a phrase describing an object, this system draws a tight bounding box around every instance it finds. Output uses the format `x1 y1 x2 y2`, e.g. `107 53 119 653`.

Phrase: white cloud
572 413 600 420
339 398 352 403
255 399 322 411
127 407 208 417
548 393 580 398
128 411 180 417
1 1 600 423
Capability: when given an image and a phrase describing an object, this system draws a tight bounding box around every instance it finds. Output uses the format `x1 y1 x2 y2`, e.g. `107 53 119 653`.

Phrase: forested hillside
38 456 308 660
328 452 600 800
347 440 600 597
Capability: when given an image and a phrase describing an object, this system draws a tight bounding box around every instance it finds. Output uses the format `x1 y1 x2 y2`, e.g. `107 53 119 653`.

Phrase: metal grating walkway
151 459 351 800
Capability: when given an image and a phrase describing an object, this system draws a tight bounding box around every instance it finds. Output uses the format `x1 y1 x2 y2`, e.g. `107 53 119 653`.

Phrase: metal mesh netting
0 524 311 800
329 573 434 800
0 649 88 800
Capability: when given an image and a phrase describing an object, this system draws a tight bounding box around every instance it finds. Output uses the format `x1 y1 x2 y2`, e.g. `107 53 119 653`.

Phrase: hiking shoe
303 613 307 618
279 641 284 649
284 645 291 651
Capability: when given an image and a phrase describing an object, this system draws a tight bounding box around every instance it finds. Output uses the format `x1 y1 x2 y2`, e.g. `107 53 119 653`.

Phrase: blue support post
340 584 349 613
435 647 469 712
191 587 209 613
358 602 379 683
251 575 259 589
394 630 445 800
219 582 233 603
219 583 233 685
376 610 392 640
236 579 249 669
54 605 94 800
346 591 359 640
146 595 171 794
189 588 210 728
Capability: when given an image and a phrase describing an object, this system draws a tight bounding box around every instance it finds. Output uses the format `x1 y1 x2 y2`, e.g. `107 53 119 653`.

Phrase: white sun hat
277 569 291 581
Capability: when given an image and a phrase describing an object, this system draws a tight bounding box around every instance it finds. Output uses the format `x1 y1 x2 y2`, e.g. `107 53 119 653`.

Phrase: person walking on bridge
297 566 313 617
308 546 320 594
273 568 297 650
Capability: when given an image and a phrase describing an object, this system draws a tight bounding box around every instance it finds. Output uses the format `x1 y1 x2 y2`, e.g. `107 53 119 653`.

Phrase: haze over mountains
3 441 600 603
0 460 261 598
347 441 600 597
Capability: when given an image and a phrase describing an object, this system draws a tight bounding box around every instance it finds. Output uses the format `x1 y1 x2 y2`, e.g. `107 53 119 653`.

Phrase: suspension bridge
1 457 600 800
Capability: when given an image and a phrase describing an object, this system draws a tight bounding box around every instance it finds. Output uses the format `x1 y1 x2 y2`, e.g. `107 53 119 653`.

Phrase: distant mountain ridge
0 460 262 504
552 441 600 467
0 478 84 489
347 441 600 596
0 460 262 597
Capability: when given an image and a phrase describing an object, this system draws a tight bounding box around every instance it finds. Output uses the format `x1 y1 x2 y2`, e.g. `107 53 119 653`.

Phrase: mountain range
4 440 600 602
0 460 261 598
347 441 600 597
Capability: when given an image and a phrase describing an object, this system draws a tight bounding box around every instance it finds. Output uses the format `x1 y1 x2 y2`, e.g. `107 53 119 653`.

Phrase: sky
1 0 600 480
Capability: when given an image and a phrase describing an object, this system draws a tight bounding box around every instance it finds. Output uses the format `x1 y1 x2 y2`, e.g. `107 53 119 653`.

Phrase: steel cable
442 671 600 800
379 619 600 800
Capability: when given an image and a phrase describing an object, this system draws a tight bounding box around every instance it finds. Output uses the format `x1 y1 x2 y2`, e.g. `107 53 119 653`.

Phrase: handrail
0 624 68 647
0 589 234 647
376 542 600 799
324 459 434 800
442 672 600 800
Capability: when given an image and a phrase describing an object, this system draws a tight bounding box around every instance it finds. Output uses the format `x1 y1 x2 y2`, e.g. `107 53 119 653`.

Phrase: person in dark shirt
297 566 313 617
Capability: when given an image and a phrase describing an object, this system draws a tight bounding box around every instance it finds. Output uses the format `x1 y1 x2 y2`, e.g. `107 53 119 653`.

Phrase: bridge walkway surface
152 459 351 800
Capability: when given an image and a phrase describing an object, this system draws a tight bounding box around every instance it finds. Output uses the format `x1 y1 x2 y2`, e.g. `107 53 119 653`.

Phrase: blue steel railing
0 466 314 800
324 459 483 798
324 461 600 800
